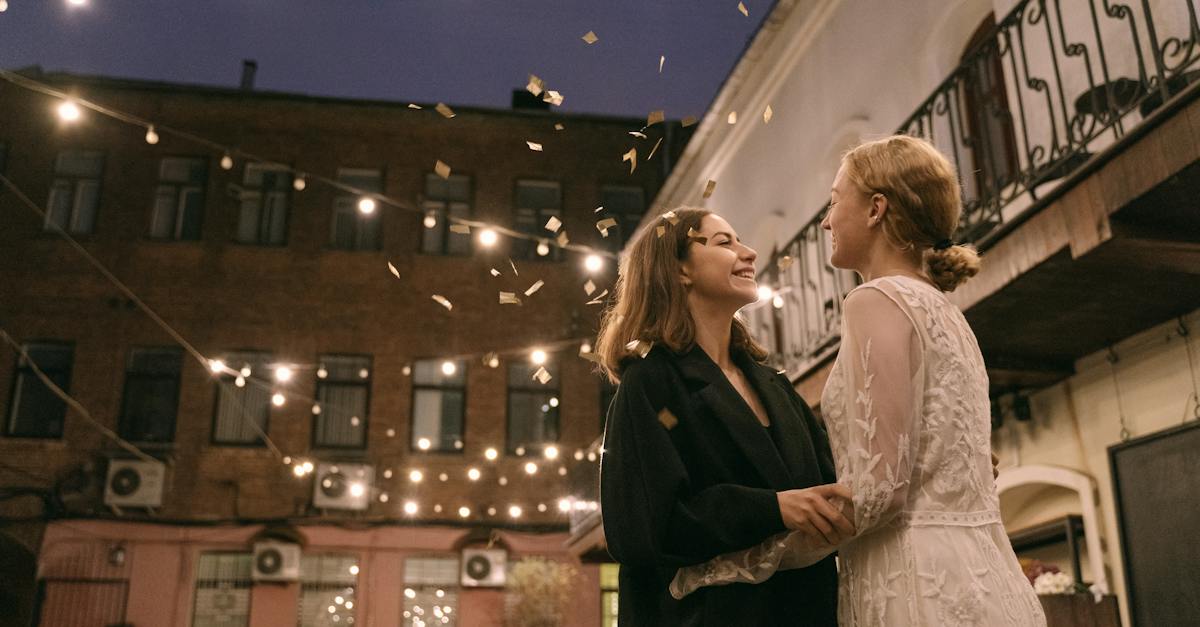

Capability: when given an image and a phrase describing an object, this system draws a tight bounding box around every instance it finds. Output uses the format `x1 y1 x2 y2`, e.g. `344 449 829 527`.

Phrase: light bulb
274 366 293 382
772 294 784 309
479 229 498 247
409 470 424 483
271 393 285 407
357 197 376 214
417 438 432 451
349 482 365 497
404 501 418 515
544 445 559 460
530 349 547 365
524 462 538 475
209 359 225 374
584 254 603 273
467 467 481 481
424 213 437 229
441 361 456 376
235 376 246 388
57 101 82 122
145 126 159 145
757 285 773 301
508 505 522 518
558 499 571 512
536 241 550 256
485 447 498 461
379 493 389 503
293 175 306 191
458 506 470 518
220 153 233 170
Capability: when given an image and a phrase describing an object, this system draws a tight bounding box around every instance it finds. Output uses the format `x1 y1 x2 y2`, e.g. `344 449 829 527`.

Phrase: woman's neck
860 245 926 283
689 298 736 371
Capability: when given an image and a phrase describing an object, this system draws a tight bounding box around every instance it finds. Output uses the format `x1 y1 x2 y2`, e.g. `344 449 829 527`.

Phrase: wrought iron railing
749 0 1200 375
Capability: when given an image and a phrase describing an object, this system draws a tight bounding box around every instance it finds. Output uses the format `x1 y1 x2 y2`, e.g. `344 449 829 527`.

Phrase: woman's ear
868 193 889 226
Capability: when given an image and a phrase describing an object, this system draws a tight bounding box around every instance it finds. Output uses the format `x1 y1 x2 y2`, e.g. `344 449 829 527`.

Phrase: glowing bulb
379 492 389 503
478 229 498 247
579 341 592 354
558 467 567 476
405 588 416 599
293 465 306 477
487 507 497 516
487 355 499 368
232 376 244 388
424 213 437 229
587 452 597 462
538 503 547 512
549 397 559 408
441 361 456 376
404 501 418 515
383 469 393 478
544 445 559 460
220 153 233 170
524 462 538 475
293 175 306 191
358 368 369 379
240 365 252 377
508 505 522 518
536 241 550 256
207 359 225 374
271 393 285 407
558 499 571 512
0 1 8 12
349 482 365 497
345 601 353 610
467 467 481 481
311 404 321 415
274 366 293 382
485 447 498 461
499 476 508 486
317 366 327 379
349 565 359 575
515 446 526 456
417 438 431 451
145 126 159 145
57 101 82 122
574 450 584 461
386 428 396 437
436 590 445 598
302 461 314 473
67 0 87 6
409 470 424 483
772 294 784 309
757 285 774 301
530 349 547 365
458 506 470 518
439 473 448 481
402 365 412 376
357 197 376 214
584 254 603 273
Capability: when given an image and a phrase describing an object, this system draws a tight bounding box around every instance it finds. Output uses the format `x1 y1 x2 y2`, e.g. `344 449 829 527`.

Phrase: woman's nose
741 245 757 262
820 214 831 230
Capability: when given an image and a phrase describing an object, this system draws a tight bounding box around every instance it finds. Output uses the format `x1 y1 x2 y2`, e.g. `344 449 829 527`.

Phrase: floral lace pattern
671 276 1046 626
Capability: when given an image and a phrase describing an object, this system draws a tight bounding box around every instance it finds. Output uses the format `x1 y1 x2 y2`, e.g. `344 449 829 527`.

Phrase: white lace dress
670 276 1047 626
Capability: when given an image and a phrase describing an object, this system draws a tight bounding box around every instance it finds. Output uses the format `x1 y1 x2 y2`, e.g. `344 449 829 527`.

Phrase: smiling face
679 214 760 309
821 161 878 272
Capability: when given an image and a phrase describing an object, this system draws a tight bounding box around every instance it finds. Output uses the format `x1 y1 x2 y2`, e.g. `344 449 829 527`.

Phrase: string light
67 0 88 6
499 476 508 486
424 213 437 229
417 438 432 450
220 152 233 170
383 469 393 479
409 469 424 483
543 445 559 460
144 125 159 145
316 366 327 378
484 447 498 461
349 482 365 497
548 397 559 407
537 241 551 256
467 467 481 481
302 461 314 473
357 197 377 215
208 359 225 374
240 365 252 377
478 228 498 247
57 100 82 122
772 294 784 309
274 365 293 382
757 285 774 301
293 175 307 191
530 349 547 365
293 465 306 477
0 2 8 13
404 500 418 515
438 472 448 481
271 393 285 406
584 254 604 273
458 506 470 518
524 462 538 475
508 505 522 518
311 404 321 415
349 565 360 575
379 492 389 503
440 361 457 376
558 499 571 512
234 376 246 388
487 507 497 516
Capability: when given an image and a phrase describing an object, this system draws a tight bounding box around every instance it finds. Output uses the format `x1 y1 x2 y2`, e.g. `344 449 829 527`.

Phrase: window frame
512 179 563 261
4 340 73 439
209 350 272 447
420 173 473 256
45 149 104 235
330 167 384 251
149 155 209 241
598 184 647 252
505 359 561 455
192 551 253 627
118 346 184 445
312 354 373 450
235 162 292 246
409 358 467 454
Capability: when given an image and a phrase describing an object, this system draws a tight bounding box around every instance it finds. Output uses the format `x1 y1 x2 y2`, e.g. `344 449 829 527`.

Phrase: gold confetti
647 137 664 161
647 110 665 127
763 104 774 124
434 160 452 179
776 368 788 375
587 289 609 305
582 30 599 44
594 205 605 213
625 339 653 358
431 294 453 311
544 216 562 233
622 148 637 174
436 103 456 119
659 55 666 73
681 116 698 127
387 262 400 279
407 103 423 109
596 217 617 237
584 279 597 295
499 291 522 305
533 366 552 384
655 225 666 238
628 131 647 139
657 407 679 430
777 255 794 271
555 230 570 248
543 90 564 106
527 141 544 152
554 123 565 131
524 280 544 296
727 111 738 124
661 210 680 225
703 180 717 199
687 227 708 245
449 224 471 234
490 268 502 277
526 75 545 97
508 258 519 276
738 2 749 16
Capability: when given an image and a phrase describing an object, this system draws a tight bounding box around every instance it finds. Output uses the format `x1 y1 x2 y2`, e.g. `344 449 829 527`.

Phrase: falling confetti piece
582 30 599 44
527 141 544 152
554 123 565 131
658 408 679 430
584 279 597 295
524 280 544 296
659 55 666 73
527 75 545 97
647 137 664 161
647 110 665 127
432 294 453 310
738 2 749 16
625 339 653 358
594 205 605 213
682 116 698 127
687 227 708 245
508 258 519 276
622 148 637 174
543 90 564 106
556 230 570 248
544 216 562 233
407 103 423 109
661 210 680 225
533 366 552 384
449 224 471 234
499 291 522 305
703 180 717 199
436 103 456 118
727 111 738 124
656 225 666 238
777 255 794 271
587 289 609 305
387 262 401 278
435 160 452 179
776 368 788 375
764 105 774 124
490 268 502 277
596 217 617 237
628 131 647 139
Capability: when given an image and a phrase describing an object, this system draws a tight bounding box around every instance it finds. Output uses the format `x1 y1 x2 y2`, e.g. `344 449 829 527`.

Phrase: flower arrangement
1019 559 1089 595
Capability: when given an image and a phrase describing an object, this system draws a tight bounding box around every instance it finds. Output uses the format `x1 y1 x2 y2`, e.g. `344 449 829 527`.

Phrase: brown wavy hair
594 207 769 384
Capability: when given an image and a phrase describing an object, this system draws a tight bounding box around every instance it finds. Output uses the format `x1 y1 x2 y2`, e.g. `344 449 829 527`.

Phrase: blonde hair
594 207 768 384
842 135 981 292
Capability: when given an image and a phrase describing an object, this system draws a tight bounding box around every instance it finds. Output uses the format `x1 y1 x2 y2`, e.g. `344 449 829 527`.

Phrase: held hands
776 483 856 547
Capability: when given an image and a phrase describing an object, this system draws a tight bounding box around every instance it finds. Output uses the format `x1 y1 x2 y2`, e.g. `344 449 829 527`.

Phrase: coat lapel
671 344 794 490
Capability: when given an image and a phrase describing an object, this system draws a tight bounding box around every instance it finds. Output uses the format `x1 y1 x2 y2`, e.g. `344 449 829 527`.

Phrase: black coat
599 343 839 627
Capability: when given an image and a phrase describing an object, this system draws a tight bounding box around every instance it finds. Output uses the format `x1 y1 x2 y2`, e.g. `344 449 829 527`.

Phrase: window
5 342 72 438
314 355 371 448
507 360 559 454
411 359 465 453
403 556 459 626
297 554 359 627
601 563 619 627
599 186 646 251
211 351 271 445
46 150 103 234
119 347 183 444
192 552 252 627
512 180 562 260
150 157 207 240
421 174 472 255
331 168 382 251
237 163 291 245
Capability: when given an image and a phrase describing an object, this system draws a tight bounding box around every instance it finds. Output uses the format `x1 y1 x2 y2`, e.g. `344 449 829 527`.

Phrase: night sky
0 0 775 118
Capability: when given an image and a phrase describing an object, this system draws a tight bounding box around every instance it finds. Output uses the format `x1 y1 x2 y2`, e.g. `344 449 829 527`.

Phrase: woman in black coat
594 207 855 626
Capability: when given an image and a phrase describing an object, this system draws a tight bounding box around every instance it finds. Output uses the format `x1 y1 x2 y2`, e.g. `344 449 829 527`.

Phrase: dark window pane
120 348 182 443
314 355 371 448
6 343 72 438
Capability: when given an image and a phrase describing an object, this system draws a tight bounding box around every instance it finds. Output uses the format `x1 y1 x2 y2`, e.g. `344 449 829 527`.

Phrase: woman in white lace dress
670 135 1047 626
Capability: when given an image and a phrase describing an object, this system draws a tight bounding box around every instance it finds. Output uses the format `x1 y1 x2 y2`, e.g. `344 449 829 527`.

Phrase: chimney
240 59 257 91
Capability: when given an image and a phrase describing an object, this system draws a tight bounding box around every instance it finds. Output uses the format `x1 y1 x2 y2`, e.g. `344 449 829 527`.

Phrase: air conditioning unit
312 463 374 510
252 541 301 582
104 459 166 508
461 548 506 587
